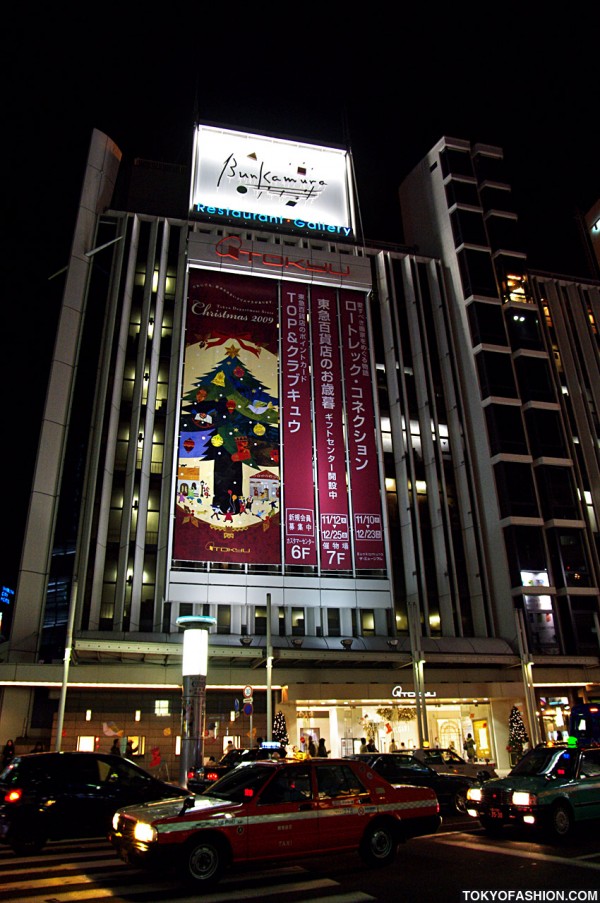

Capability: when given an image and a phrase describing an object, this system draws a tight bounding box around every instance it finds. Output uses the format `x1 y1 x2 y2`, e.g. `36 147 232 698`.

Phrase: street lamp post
176 615 216 787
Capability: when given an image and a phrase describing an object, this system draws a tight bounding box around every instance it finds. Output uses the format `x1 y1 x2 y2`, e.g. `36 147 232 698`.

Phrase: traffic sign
243 685 253 698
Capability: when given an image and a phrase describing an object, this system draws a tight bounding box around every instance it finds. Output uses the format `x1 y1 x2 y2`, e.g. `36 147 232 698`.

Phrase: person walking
308 736 317 757
110 739 121 756
317 738 329 757
389 737 398 752
463 733 477 761
359 737 368 753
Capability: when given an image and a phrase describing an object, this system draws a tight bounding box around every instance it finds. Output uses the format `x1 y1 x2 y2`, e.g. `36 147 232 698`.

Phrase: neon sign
214 234 351 277
190 125 354 239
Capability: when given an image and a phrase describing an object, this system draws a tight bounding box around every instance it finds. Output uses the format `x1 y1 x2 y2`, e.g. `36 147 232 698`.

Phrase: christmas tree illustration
180 342 279 512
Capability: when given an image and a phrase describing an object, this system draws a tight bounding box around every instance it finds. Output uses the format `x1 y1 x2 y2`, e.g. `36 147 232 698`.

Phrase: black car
346 752 476 814
0 751 190 855
187 747 269 792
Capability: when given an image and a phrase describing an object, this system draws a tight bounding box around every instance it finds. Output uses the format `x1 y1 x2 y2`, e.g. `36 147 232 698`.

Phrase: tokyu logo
392 685 437 699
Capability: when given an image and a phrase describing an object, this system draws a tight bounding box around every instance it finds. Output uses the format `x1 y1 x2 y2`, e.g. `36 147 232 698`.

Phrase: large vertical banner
340 290 386 568
281 284 317 565
174 270 281 564
311 286 352 570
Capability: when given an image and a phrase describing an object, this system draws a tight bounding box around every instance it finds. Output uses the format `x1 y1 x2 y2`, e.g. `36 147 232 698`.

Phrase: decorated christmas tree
272 711 289 747
508 705 529 756
181 345 279 511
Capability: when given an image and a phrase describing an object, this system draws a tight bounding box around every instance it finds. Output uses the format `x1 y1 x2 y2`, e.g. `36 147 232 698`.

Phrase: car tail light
205 771 218 782
4 788 23 803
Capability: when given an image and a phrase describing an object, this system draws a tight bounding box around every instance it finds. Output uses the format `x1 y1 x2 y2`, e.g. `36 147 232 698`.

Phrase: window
485 215 523 253
360 610 375 636
479 185 514 215
472 152 506 184
327 609 341 637
450 210 488 248
497 263 531 305
291 608 305 636
457 249 498 299
440 150 474 179
524 595 559 654
76 736 96 752
476 351 517 398
525 408 568 458
503 526 548 587
445 181 480 208
514 357 555 403
316 763 368 798
580 751 600 778
547 529 592 588
255 606 267 636
536 466 578 520
468 302 508 347
494 462 538 518
485 405 528 455
258 766 312 804
154 700 170 716
506 310 544 351
216 605 231 634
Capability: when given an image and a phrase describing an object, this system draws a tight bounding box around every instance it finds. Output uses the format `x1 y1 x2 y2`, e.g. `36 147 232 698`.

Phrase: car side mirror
180 796 195 815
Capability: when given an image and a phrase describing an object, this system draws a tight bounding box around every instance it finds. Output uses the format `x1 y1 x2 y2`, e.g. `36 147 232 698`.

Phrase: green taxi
466 742 600 839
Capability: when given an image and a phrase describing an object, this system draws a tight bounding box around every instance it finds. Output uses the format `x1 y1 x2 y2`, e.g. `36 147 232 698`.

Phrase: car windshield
511 748 575 778
202 763 274 801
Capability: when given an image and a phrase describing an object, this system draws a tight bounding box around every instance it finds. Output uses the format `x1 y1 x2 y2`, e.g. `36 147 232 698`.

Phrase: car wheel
453 790 468 815
11 830 46 856
359 821 398 867
480 817 504 837
183 835 226 887
549 802 574 840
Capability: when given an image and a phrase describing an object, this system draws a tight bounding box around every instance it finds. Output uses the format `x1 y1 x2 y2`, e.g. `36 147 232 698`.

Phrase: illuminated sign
190 125 354 239
392 685 437 699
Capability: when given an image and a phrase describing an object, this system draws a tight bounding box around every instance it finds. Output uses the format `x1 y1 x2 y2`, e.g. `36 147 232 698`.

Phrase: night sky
3 10 598 592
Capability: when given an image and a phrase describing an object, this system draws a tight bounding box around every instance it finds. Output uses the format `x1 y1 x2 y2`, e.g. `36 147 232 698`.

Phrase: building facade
1 129 598 775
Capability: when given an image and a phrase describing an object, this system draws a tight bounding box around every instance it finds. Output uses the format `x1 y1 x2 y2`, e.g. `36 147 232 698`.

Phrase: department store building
1 126 598 774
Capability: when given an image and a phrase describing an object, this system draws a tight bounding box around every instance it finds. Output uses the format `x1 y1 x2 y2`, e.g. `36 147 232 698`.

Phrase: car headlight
512 791 535 807
466 787 482 802
112 812 120 831
133 822 157 843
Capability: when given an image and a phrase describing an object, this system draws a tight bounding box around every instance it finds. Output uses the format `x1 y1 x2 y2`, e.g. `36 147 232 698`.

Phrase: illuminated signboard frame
190 124 356 241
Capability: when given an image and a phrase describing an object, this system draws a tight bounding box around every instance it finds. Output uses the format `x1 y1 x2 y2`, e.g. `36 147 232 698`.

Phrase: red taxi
109 757 440 887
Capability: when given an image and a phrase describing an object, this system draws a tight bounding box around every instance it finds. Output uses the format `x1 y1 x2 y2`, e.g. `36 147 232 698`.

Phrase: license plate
489 808 503 819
